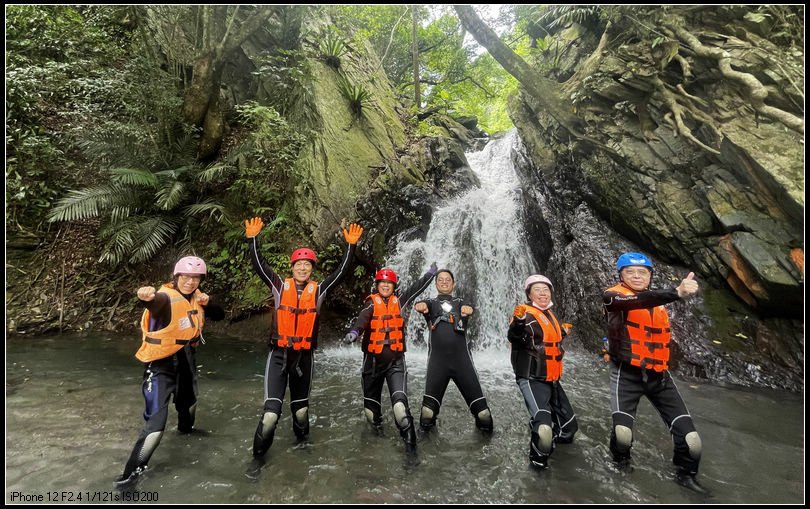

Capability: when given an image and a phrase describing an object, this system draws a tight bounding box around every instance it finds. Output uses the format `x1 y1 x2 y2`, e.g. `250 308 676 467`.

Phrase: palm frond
183 200 227 223
108 167 160 188
155 180 185 210
97 218 140 265
198 162 234 183
48 183 130 222
128 216 180 263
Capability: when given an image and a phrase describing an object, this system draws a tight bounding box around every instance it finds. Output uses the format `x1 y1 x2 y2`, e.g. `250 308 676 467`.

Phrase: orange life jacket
136 285 205 363
366 294 404 354
274 279 318 350
524 305 564 381
607 283 671 371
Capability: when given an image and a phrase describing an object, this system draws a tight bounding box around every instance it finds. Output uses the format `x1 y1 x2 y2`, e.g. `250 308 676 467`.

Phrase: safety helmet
174 256 207 276
291 248 317 265
374 268 398 285
616 252 653 272
524 274 553 294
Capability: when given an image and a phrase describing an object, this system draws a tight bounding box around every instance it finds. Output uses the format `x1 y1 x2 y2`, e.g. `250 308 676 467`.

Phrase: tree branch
380 6 410 68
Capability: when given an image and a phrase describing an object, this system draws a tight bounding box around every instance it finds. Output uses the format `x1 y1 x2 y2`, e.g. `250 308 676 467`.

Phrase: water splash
387 130 537 349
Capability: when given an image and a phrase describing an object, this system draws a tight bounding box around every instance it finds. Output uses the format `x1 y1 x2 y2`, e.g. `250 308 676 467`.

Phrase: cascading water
386 129 537 348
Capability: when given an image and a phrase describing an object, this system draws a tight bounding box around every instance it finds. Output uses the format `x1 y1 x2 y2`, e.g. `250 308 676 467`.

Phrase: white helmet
524 274 553 294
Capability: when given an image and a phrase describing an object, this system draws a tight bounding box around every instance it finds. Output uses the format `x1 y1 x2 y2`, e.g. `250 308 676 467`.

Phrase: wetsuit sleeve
317 243 356 303
350 301 374 335
202 297 225 321
248 236 284 301
603 288 680 312
398 271 435 308
507 317 527 345
141 292 171 331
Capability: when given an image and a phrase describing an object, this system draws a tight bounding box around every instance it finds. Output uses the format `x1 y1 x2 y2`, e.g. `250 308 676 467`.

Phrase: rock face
508 7 803 391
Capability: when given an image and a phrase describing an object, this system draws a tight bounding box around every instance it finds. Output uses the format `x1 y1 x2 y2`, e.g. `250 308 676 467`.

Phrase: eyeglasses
436 278 453 283
622 269 651 278
178 274 202 281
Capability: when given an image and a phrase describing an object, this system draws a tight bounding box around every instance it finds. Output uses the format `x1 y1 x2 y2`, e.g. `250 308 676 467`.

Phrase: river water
6 132 803 504
4 332 804 504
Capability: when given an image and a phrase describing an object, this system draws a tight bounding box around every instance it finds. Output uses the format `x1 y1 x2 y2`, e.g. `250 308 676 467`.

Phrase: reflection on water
5 333 804 504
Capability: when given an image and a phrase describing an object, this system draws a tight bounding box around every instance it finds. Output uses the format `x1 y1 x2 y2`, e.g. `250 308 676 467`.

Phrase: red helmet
290 248 317 265
374 268 398 285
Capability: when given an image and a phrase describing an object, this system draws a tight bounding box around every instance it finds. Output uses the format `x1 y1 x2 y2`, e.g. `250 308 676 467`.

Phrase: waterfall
386 130 537 349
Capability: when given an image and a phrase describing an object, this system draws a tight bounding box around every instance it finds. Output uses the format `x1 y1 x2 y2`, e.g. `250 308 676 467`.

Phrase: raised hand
195 291 210 306
513 304 527 319
676 272 699 298
343 223 363 245
244 217 264 238
137 286 156 302
428 262 439 275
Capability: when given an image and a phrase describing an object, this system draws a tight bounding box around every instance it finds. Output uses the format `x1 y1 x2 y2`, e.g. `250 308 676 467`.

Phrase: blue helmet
616 252 653 272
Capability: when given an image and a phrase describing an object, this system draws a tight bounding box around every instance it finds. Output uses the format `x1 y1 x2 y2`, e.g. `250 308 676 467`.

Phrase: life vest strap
277 304 317 315
145 337 195 346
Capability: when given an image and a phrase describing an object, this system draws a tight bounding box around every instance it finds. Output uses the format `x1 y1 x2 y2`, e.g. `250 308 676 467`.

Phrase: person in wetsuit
507 274 578 469
603 252 706 493
342 263 438 456
245 216 363 457
114 256 225 488
414 269 493 433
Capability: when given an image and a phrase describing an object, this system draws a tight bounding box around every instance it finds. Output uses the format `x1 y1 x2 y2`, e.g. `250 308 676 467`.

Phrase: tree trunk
183 53 216 127
180 6 280 158
412 6 421 108
453 6 616 156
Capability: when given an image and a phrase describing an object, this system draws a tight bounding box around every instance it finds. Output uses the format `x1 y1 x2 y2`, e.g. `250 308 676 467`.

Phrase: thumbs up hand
677 272 699 298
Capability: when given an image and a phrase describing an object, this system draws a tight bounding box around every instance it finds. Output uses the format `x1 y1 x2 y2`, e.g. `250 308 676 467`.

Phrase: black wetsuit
249 237 355 449
349 271 434 428
119 287 224 483
418 294 491 430
603 285 700 475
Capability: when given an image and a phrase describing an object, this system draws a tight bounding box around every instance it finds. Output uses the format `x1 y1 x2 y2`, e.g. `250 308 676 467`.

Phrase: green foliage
318 28 348 69
48 127 232 264
6 6 137 230
338 77 373 119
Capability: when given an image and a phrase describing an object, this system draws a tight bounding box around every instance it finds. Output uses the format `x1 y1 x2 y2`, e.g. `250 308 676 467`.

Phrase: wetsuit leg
550 381 578 444
386 357 416 452
253 348 288 457
517 377 553 467
453 347 492 432
361 353 385 427
175 345 199 433
648 371 701 476
609 361 644 464
289 349 313 441
117 357 176 483
421 352 450 431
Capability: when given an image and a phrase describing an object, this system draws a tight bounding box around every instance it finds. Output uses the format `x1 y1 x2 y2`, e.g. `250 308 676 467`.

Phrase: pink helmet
174 256 207 276
290 248 317 265
524 274 553 293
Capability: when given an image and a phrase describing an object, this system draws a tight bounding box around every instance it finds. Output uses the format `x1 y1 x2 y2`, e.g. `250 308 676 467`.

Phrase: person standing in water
342 263 438 456
603 252 706 493
507 274 578 469
414 269 493 433
245 216 363 457
114 256 224 488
